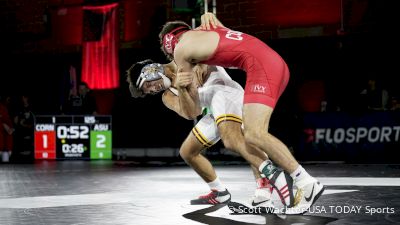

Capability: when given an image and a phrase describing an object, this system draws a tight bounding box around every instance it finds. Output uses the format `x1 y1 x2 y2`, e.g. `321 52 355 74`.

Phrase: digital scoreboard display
34 115 112 160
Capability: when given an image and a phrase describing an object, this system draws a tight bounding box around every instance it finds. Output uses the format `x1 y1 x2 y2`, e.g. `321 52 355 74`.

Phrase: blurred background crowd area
0 0 399 163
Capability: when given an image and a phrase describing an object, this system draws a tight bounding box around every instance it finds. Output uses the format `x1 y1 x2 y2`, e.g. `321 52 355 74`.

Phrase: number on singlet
225 30 243 41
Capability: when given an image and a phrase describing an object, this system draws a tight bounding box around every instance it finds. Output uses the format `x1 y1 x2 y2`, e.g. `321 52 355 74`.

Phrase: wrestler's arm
160 60 201 120
175 76 202 120
161 90 194 120
174 41 201 119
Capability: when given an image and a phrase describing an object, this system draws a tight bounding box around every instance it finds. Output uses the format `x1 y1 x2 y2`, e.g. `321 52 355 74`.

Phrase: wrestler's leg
242 103 298 173
181 115 231 205
180 131 216 183
243 103 324 214
217 121 277 207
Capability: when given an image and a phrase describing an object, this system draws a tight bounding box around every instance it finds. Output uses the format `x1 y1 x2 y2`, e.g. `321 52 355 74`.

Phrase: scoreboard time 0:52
34 115 112 160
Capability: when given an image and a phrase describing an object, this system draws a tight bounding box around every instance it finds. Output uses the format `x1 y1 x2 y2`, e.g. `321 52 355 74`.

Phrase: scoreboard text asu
34 115 112 160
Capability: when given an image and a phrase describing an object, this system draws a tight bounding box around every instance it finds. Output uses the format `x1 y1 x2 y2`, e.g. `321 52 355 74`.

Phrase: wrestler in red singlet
199 27 290 108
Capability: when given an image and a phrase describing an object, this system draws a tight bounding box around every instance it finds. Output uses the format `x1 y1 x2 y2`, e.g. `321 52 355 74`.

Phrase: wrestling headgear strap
162 26 189 55
135 63 171 90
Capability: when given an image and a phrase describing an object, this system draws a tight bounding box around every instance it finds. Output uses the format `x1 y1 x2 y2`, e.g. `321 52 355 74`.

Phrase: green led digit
90 131 112 159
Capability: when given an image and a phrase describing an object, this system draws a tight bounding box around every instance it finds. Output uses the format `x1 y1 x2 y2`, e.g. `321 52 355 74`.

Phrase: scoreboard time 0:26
34 116 112 160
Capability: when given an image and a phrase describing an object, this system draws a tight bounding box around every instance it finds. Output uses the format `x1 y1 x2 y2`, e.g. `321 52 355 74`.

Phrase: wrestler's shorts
242 39 290 108
191 85 243 148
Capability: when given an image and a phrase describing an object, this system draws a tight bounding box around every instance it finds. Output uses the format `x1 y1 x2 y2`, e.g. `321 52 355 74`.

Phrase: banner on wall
81 3 119 90
298 112 400 162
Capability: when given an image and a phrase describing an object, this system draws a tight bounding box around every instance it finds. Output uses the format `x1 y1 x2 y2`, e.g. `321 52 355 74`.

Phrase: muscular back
174 31 219 67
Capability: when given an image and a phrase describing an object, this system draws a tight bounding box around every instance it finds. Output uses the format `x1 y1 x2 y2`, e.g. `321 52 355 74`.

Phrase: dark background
0 0 398 158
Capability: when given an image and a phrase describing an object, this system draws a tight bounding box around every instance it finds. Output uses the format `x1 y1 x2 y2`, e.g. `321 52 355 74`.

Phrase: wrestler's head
159 21 191 60
126 59 171 98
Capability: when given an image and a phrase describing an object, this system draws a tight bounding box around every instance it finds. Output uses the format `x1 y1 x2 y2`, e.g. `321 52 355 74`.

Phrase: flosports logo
308 126 400 144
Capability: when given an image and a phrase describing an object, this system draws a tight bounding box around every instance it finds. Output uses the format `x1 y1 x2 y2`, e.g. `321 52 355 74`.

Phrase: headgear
135 63 171 90
162 26 189 55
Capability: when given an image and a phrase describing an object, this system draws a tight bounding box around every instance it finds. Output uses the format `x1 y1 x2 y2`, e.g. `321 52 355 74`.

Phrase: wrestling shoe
227 187 274 214
190 189 231 205
285 179 324 215
260 161 295 208
267 169 295 208
249 187 274 208
228 200 277 214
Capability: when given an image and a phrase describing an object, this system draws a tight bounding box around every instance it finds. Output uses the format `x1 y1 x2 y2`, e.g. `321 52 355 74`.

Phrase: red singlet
200 27 289 108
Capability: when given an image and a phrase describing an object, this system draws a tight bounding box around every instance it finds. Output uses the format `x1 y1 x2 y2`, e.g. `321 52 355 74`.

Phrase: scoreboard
34 115 112 160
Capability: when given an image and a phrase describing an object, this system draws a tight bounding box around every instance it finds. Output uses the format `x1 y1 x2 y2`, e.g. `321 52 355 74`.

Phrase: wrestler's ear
128 83 146 98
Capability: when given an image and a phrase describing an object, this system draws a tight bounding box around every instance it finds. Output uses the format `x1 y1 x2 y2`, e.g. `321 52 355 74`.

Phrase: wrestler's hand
199 12 223 30
175 69 194 89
